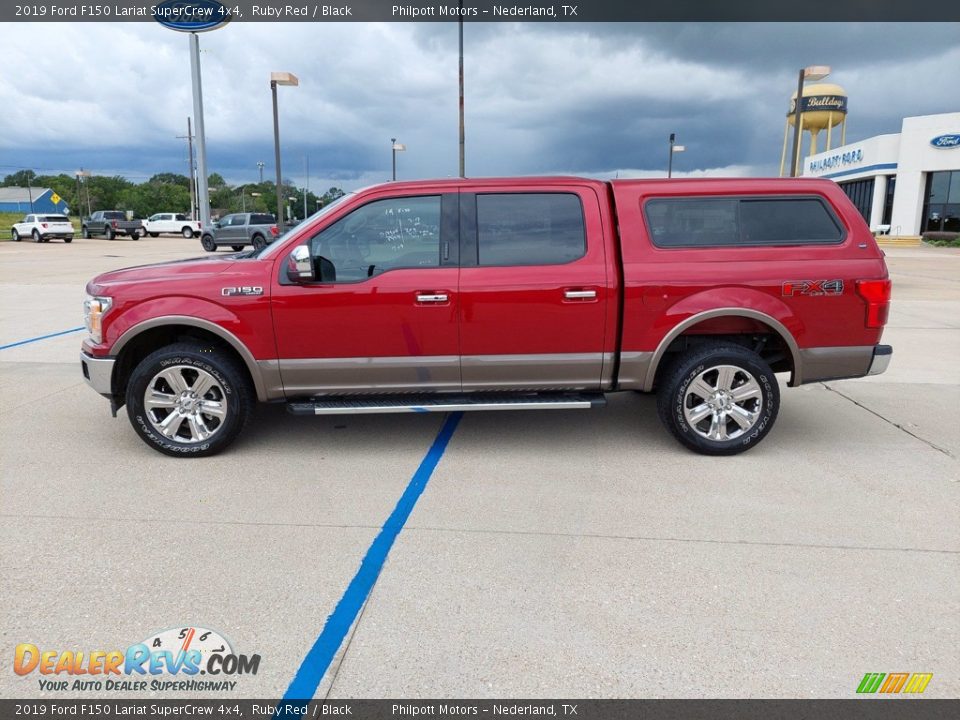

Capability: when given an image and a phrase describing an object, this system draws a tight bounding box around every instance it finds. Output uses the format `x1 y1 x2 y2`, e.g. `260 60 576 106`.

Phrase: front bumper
81 351 115 395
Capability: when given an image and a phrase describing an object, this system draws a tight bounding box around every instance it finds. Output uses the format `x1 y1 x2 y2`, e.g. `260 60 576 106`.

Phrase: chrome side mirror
287 245 314 282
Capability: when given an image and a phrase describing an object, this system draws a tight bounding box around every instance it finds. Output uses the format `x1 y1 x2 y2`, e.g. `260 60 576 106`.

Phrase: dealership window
476 193 586 266
838 178 874 223
882 177 896 227
923 171 960 233
644 196 843 247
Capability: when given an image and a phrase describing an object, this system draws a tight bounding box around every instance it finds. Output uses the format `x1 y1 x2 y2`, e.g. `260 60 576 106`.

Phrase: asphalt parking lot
1 234 957 699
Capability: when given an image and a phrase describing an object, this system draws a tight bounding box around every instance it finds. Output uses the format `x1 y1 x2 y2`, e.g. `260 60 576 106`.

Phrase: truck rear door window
644 196 843 247
476 193 585 266
251 214 275 225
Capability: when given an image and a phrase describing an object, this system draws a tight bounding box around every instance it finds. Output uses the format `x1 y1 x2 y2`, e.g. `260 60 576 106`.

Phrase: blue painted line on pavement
279 411 464 708
0 326 84 351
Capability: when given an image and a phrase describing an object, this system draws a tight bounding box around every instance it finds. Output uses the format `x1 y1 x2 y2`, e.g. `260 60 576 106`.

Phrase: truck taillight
270 225 279 236
856 279 891 328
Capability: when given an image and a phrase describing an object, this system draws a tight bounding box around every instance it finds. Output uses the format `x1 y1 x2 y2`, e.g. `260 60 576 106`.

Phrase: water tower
779 77 848 176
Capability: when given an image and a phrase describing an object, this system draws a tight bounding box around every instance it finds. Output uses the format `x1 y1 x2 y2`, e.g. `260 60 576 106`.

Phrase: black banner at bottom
1 700 957 720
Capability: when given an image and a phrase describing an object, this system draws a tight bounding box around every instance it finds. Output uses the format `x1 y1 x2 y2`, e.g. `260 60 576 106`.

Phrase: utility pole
177 117 197 220
458 7 465 178
303 155 308 218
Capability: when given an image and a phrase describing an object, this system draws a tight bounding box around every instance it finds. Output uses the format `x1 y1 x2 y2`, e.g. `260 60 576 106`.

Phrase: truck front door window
309 196 442 282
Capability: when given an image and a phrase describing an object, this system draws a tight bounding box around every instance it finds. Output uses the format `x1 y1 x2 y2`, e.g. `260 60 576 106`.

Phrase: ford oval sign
154 0 232 33
930 134 960 149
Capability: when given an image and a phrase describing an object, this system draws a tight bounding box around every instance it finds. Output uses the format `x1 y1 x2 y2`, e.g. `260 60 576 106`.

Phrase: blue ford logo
930 134 960 149
154 0 231 32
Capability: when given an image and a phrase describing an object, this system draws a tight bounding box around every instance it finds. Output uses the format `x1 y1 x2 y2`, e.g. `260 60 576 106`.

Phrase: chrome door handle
416 293 449 303
564 289 596 299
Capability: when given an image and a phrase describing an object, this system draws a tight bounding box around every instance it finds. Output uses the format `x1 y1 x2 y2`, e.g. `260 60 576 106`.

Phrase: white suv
11 214 74 243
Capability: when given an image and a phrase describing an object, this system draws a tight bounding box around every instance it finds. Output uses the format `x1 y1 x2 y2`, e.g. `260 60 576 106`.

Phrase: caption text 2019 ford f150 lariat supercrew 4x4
80 177 892 457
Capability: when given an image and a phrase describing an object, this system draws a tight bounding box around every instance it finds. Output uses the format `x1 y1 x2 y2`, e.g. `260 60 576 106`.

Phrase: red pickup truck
81 177 892 457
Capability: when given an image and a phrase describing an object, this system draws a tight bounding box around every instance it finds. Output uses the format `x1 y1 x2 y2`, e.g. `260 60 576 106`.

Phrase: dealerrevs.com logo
13 626 260 693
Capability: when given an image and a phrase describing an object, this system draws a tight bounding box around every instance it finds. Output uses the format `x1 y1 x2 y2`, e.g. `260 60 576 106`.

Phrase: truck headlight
83 295 113 344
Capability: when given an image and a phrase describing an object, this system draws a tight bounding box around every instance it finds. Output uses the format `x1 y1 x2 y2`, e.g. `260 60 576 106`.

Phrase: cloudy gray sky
2 21 958 190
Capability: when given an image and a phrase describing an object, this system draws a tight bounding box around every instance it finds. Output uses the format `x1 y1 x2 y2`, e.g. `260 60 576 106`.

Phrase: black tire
125 342 254 458
181 227 194 239
251 234 266 251
106 227 115 240
131 231 140 241
149 232 159 238
82 226 90 239
11 229 20 241
64 236 73 243
201 234 217 252
32 229 41 243
231 245 245 252
656 343 779 456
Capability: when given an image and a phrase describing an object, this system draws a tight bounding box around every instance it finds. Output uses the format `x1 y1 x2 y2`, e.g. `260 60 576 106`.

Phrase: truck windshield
252 193 353 259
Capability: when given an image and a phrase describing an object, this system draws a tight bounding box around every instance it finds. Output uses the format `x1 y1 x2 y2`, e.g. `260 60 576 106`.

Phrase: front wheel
11 229 20 241
82 226 90 239
125 342 254 457
200 234 217 252
105 227 115 240
149 232 159 238
656 343 779 456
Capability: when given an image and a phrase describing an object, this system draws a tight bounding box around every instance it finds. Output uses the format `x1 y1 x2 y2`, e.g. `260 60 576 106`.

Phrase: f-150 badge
781 279 843 296
221 286 264 296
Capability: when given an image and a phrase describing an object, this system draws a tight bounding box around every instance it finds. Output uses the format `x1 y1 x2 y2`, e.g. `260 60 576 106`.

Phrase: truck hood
87 254 239 292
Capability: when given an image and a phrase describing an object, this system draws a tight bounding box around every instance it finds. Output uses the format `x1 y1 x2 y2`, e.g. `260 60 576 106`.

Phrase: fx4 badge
221 286 264 296
781 279 844 297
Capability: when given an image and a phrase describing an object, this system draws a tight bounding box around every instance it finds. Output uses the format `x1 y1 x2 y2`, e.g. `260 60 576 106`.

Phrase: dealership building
802 112 960 236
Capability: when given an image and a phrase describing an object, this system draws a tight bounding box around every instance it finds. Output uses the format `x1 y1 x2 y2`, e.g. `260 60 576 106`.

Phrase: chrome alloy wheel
143 365 227 444
683 364 763 442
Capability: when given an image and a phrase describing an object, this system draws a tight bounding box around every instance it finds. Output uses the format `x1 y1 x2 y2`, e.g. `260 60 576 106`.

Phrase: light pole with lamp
391 138 406 181
789 65 830 177
271 71 298 233
250 191 261 210
257 161 265 184
667 133 686 178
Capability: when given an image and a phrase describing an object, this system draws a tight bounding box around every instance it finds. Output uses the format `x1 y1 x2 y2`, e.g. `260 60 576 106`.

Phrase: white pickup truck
141 213 201 238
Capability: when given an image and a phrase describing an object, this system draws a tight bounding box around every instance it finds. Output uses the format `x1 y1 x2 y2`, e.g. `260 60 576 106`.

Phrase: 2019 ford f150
80 177 892 457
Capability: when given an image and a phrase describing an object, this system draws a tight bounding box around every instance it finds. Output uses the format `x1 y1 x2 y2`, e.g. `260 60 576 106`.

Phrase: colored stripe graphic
857 673 885 693
879 673 909 693
903 673 933 694
279 412 463 711
0 326 84 351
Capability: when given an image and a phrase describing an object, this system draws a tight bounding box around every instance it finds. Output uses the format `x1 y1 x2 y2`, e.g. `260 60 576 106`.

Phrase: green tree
2 169 37 187
149 173 191 188
207 172 227 189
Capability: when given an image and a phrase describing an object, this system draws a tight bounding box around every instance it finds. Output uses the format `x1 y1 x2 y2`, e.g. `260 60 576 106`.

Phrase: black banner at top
4 0 960 23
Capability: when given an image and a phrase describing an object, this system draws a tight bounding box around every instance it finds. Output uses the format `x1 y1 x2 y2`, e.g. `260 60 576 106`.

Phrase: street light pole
270 71 299 234
458 8 465 178
257 161 264 184
392 138 397 181
189 33 211 231
668 133 675 178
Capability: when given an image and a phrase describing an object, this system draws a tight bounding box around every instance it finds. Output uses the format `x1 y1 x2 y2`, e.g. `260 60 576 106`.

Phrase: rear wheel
82 226 90 239
201 234 217 252
656 343 779 456
181 227 194 239
125 342 254 457
64 236 73 243
11 229 20 241
106 227 115 240
131 231 140 241
32 229 41 243
251 234 266 251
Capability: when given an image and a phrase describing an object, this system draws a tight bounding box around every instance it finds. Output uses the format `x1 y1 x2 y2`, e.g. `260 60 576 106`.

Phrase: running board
287 392 606 416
